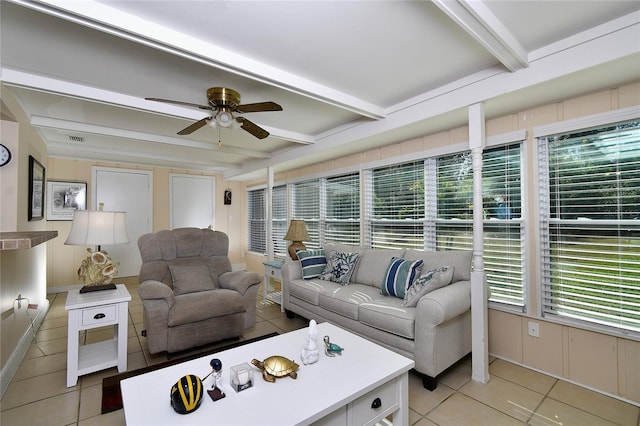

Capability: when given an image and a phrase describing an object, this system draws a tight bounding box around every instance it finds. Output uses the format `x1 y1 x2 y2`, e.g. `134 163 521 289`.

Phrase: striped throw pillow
297 249 327 279
380 257 423 298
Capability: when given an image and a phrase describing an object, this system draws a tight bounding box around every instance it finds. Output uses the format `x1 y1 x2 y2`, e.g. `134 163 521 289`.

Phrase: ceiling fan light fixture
216 110 234 127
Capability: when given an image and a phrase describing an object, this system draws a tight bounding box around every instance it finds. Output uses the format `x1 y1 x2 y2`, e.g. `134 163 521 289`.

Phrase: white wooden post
266 166 274 262
469 103 490 384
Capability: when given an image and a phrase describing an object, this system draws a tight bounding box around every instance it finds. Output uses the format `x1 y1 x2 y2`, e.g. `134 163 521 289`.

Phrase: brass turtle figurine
251 356 299 383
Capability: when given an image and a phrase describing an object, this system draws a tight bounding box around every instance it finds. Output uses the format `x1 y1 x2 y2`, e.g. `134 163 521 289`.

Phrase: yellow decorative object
77 247 119 285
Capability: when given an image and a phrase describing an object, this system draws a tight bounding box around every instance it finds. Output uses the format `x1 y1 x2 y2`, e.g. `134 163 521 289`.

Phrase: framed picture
46 181 87 221
28 155 45 221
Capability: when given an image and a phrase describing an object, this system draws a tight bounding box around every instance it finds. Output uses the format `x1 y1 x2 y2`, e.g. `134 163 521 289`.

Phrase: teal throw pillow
381 257 423 299
297 249 327 279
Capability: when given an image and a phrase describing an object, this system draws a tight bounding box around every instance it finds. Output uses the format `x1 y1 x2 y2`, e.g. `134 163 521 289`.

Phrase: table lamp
65 203 129 292
284 219 310 260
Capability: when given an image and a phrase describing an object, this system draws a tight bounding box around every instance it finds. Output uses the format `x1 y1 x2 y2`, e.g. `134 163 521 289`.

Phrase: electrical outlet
528 321 540 338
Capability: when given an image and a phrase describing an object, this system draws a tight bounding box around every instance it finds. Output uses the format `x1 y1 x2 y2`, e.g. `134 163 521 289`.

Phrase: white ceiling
1 0 639 181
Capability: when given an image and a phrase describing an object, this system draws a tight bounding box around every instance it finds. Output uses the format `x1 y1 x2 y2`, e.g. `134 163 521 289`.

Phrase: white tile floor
2 280 639 425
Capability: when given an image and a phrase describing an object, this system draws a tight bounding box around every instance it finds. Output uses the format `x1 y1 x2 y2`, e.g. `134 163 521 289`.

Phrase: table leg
66 310 80 387
116 301 128 372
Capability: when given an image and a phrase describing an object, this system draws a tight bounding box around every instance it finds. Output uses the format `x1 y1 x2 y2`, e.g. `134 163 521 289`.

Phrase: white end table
65 284 131 387
263 260 284 311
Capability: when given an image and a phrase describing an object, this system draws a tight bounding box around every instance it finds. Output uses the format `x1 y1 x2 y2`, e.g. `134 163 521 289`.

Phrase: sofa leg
422 374 438 391
285 309 295 319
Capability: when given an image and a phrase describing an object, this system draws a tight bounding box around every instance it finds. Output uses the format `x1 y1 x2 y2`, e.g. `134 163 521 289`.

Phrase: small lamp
284 219 310 260
65 203 129 292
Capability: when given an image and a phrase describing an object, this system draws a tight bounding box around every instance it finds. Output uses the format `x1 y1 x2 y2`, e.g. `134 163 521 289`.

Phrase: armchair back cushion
139 228 232 291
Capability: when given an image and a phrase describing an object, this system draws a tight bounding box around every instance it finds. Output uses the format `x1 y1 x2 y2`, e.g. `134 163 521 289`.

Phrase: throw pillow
381 257 424 299
169 264 215 296
402 266 454 307
319 251 360 285
297 249 327 279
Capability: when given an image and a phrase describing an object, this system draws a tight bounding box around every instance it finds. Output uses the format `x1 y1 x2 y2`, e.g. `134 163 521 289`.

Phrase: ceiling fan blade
236 117 270 139
177 117 211 135
235 101 283 113
146 97 212 111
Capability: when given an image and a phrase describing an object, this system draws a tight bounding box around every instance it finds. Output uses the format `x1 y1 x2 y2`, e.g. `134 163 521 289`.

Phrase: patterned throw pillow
402 266 454 307
318 251 360 285
297 249 327 280
381 257 424 299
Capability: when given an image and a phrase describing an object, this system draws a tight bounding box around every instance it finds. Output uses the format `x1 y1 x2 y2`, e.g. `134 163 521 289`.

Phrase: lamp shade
65 210 129 246
284 220 310 242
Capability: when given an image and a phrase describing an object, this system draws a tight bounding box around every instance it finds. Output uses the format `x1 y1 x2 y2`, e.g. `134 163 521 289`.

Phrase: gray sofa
137 228 261 354
282 242 472 390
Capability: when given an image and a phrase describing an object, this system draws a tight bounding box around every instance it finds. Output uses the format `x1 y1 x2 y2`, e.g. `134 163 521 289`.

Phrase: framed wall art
46 180 87 221
28 155 45 221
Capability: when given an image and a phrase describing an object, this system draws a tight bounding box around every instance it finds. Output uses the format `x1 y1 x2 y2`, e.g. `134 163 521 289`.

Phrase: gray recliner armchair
137 228 261 354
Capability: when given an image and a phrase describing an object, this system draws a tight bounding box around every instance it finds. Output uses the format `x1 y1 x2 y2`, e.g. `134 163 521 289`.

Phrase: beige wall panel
488 309 523 363
567 328 618 395
486 114 518 136
361 147 382 163
522 320 563 377
380 144 401 159
617 81 640 108
399 138 424 155
518 103 560 128
618 338 640 401
449 126 468 145
423 131 448 149
562 90 613 120
245 252 266 275
334 153 362 169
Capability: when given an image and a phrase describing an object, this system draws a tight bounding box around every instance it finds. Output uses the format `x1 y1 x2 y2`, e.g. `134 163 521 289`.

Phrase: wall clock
0 143 11 167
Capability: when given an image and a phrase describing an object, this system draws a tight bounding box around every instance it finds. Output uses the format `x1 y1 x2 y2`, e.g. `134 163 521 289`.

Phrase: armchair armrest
138 280 175 308
219 271 261 295
416 280 471 326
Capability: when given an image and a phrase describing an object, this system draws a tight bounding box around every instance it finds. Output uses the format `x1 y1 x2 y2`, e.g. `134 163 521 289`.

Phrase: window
436 144 525 308
539 120 640 333
272 185 287 257
291 180 320 249
247 188 266 253
364 161 425 249
325 173 360 245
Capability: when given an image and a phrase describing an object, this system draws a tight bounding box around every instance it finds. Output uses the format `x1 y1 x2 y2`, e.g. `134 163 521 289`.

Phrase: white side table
263 260 284 311
65 284 131 387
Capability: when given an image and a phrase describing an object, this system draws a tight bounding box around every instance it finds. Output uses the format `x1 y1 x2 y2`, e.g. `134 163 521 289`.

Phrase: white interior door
93 167 152 277
169 174 215 229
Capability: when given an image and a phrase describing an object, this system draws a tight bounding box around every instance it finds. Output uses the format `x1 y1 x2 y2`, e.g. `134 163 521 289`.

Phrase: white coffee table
121 322 414 425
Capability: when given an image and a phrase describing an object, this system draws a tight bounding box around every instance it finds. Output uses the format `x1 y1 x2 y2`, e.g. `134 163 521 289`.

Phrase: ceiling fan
146 87 282 139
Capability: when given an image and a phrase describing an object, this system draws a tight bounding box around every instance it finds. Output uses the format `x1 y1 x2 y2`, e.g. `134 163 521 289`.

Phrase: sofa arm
138 280 175 308
219 271 261 295
416 280 471 326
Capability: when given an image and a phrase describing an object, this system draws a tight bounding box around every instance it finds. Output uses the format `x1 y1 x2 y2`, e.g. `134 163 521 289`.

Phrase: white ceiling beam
432 0 529 72
14 0 386 120
2 68 313 145
30 115 271 159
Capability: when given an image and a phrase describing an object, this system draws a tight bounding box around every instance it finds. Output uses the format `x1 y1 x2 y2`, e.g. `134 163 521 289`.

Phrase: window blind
365 161 425 249
291 179 320 249
272 185 287 257
540 121 640 333
436 144 525 308
247 188 266 253
325 173 360 245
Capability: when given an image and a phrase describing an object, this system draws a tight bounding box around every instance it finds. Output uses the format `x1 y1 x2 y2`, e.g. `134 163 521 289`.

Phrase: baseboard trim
0 300 50 398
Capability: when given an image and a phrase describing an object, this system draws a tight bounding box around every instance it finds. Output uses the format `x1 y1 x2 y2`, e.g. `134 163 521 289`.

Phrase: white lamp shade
65 210 130 246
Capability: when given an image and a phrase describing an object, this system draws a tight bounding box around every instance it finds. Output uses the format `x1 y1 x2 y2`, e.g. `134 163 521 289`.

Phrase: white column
469 103 490 384
266 167 274 262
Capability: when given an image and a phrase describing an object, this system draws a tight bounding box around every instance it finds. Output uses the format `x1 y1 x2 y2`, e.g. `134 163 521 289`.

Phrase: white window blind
436 144 525 308
247 188 266 253
272 185 287 257
325 173 360 245
539 120 640 333
291 179 320 249
365 161 425 249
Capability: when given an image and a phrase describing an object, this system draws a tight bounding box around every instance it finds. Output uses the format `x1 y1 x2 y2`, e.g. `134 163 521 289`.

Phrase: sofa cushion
319 251 360 285
168 264 215 295
288 278 340 306
359 298 416 339
381 257 423 298
318 284 384 320
403 266 454 307
351 248 405 287
168 289 245 326
297 249 327 279
403 249 472 282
